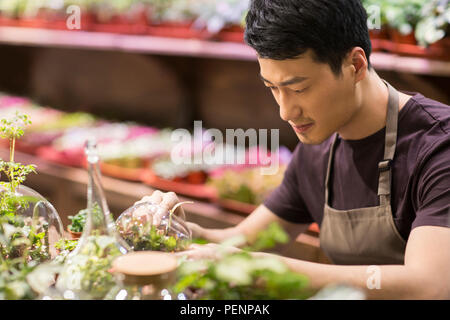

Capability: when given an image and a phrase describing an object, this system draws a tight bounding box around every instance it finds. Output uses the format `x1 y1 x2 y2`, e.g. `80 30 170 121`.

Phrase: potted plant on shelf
384 0 426 55
90 0 148 35
147 0 210 39
67 208 87 239
414 0 450 60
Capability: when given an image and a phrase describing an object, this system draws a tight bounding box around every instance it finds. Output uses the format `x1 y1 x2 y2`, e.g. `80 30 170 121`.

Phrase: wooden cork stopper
112 251 178 286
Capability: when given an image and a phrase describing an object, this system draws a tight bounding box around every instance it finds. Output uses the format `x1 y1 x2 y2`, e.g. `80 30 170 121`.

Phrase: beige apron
319 81 407 265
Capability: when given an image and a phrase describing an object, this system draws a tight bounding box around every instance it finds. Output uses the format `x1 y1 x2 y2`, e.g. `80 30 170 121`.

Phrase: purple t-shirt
264 93 450 240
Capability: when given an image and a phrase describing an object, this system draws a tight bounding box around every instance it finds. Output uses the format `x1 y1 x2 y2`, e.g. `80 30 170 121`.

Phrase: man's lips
292 123 314 133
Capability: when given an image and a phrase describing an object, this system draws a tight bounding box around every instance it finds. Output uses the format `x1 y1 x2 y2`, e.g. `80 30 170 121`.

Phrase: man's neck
337 71 411 141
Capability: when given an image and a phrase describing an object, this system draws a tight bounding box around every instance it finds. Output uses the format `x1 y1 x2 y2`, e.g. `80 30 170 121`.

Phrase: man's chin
297 133 328 145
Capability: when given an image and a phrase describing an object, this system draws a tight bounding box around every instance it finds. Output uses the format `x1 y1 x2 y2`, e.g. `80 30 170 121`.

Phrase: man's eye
294 87 308 94
268 86 278 90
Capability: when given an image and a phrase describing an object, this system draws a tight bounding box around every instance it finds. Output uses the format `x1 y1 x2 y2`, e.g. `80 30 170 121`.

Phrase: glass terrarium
116 201 192 252
0 184 64 261
55 139 131 299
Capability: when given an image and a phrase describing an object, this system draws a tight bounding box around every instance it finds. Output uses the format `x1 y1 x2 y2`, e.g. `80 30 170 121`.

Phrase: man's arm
253 225 450 299
188 204 310 246
135 191 310 245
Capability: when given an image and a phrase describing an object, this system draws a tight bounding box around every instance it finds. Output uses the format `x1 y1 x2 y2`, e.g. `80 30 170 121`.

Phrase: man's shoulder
402 93 450 134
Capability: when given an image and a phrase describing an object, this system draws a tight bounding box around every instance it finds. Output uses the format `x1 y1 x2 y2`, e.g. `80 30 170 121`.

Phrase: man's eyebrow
259 74 308 86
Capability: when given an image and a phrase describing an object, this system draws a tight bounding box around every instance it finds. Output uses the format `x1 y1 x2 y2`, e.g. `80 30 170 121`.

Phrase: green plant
208 166 286 205
0 112 36 195
68 208 87 233
173 222 314 300
54 239 78 252
383 0 426 35
0 112 57 300
415 0 449 46
124 224 187 251
56 234 122 299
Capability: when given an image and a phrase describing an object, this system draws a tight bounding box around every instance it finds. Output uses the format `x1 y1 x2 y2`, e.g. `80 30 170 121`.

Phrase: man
139 0 450 299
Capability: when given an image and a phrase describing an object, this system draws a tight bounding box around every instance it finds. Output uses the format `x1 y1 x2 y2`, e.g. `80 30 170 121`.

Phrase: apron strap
325 80 399 207
324 134 338 206
378 81 399 206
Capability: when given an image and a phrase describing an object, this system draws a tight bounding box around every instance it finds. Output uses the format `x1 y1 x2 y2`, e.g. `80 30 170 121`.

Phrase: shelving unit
1 26 450 75
0 26 256 61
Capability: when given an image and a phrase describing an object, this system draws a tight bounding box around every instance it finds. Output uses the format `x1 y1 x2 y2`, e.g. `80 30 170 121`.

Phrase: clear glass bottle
55 139 131 299
105 251 179 300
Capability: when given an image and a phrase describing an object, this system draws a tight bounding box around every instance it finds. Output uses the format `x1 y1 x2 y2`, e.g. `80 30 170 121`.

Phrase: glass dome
0 184 64 260
116 201 192 252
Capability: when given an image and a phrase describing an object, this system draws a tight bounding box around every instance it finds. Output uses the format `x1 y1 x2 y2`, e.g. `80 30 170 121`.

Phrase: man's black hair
244 0 372 75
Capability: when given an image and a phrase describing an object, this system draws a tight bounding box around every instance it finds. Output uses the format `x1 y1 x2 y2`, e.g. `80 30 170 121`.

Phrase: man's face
258 50 359 144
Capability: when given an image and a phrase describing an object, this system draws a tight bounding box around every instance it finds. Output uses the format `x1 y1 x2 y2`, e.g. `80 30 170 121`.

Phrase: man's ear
348 47 368 83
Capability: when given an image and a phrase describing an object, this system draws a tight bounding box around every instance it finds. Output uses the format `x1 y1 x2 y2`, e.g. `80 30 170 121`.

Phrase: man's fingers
134 190 185 225
161 192 180 212
148 190 164 205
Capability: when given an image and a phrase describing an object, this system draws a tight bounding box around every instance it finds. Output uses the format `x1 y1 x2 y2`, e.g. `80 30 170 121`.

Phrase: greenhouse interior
0 0 449 302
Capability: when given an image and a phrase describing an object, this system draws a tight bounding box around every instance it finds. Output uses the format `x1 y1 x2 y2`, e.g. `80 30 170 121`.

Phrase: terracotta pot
217 25 245 43
67 225 82 240
186 171 208 184
369 27 390 52
148 20 211 40
428 36 450 61
389 28 417 45
387 28 429 57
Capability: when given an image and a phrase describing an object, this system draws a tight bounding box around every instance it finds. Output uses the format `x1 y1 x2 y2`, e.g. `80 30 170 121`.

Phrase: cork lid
113 251 178 276
112 252 178 287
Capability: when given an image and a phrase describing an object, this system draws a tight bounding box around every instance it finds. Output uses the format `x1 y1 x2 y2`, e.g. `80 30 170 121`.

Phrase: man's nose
278 93 301 122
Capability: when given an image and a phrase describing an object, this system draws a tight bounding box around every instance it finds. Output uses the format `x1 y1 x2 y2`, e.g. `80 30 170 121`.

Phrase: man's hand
135 190 185 226
176 243 241 260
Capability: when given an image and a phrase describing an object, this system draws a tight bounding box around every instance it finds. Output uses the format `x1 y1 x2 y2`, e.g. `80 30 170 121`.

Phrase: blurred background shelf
1 27 450 75
0 26 256 61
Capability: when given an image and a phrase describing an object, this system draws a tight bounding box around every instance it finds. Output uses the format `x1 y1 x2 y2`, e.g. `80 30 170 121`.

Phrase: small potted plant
0 0 24 27
384 0 425 55
147 0 211 40
414 0 450 60
67 208 87 239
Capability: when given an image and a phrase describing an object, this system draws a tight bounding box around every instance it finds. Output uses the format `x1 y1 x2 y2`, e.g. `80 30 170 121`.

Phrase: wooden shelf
1 26 450 75
0 26 256 61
